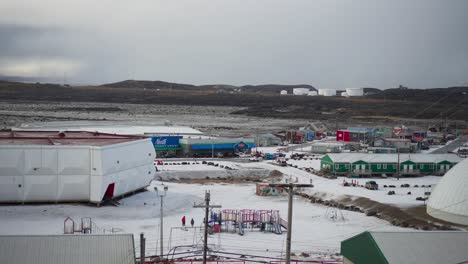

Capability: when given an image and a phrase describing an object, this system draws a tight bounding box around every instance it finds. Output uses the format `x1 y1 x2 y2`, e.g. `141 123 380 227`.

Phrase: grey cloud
0 0 468 88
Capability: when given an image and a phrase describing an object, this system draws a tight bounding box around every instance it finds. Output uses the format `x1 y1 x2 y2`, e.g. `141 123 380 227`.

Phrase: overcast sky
1 0 467 88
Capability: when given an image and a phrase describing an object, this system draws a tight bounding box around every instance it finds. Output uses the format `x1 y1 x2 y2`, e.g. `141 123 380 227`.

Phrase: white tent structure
427 158 468 225
0 131 155 204
280 90 288 95
307 91 318 96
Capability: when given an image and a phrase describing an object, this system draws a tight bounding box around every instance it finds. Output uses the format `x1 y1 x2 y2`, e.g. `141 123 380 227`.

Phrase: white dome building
427 158 468 225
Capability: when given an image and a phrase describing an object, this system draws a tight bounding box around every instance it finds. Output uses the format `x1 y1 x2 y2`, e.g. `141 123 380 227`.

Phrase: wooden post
269 183 313 264
140 233 145 264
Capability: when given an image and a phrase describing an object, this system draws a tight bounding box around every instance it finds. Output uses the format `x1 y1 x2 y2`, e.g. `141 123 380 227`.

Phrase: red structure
336 130 350 142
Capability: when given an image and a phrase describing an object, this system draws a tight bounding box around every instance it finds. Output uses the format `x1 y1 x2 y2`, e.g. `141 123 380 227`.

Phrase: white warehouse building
0 131 155 204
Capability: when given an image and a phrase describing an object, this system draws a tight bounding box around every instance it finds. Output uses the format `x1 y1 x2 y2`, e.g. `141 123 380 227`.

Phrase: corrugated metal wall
0 234 135 264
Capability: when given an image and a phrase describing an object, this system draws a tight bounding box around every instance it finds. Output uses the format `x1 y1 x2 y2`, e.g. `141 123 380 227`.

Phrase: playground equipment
209 209 287 236
64 216 92 234
325 207 346 222
63 216 121 234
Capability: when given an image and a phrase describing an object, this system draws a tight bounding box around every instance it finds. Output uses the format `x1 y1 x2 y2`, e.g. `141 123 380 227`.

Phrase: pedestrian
190 218 194 227
182 216 186 227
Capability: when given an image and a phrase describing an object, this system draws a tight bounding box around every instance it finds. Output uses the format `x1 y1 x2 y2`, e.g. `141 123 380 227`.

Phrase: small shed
341 231 468 264
0 234 136 264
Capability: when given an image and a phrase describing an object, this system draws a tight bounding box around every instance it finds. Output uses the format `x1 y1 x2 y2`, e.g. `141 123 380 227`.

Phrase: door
408 165 413 172
403 165 408 173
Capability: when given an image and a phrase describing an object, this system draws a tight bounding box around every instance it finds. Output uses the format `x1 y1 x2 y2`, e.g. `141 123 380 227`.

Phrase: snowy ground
0 181 405 261
0 129 455 261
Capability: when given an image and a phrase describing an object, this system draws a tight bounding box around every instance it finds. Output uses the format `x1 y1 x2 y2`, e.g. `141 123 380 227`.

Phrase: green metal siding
341 232 388 264
321 155 334 170
436 160 454 171
334 163 349 173
418 163 435 174
369 163 397 174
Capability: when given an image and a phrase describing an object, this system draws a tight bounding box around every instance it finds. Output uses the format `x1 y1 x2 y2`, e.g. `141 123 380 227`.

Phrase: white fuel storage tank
345 88 364 96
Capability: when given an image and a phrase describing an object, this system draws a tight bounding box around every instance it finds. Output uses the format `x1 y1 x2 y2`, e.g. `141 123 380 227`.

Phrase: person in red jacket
181 216 186 227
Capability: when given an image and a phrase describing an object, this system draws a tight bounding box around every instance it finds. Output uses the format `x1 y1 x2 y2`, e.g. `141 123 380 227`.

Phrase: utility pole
155 185 168 257
269 183 313 264
193 191 221 264
211 137 214 159
140 233 146 264
397 148 400 181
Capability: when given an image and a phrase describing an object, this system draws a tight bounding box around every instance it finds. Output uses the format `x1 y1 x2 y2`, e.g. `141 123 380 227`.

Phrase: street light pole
155 185 168 258
269 183 313 264
160 194 164 257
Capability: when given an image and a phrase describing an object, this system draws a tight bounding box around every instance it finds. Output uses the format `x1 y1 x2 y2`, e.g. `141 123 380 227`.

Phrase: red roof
0 131 146 146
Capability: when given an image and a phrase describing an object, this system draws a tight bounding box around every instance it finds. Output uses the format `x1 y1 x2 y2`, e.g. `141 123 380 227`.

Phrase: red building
336 130 350 142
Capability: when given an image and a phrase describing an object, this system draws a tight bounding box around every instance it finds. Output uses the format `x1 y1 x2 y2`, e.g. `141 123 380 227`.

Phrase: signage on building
151 136 182 150
234 142 249 150
237 142 246 148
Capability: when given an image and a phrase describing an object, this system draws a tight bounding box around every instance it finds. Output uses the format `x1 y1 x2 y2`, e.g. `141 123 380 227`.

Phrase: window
383 164 387 169
420 164 424 169
430 164 434 169
377 164 381 169
335 164 339 169
345 164 349 169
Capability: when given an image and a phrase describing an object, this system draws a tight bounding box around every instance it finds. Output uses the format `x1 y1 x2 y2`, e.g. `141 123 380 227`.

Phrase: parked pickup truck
365 181 379 190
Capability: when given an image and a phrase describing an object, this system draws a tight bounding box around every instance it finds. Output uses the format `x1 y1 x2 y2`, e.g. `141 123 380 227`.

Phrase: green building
321 153 461 177
341 231 468 264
